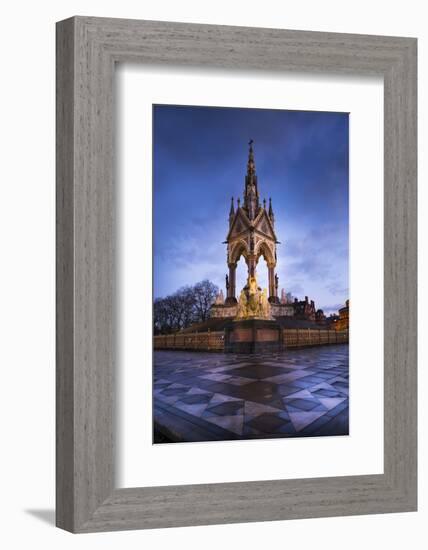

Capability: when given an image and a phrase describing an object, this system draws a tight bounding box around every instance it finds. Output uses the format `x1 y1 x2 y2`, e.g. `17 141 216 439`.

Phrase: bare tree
192 280 218 322
153 280 219 334
153 298 170 334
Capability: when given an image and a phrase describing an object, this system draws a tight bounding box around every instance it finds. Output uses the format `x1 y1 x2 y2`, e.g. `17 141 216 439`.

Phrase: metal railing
153 331 225 351
154 328 348 351
283 328 348 348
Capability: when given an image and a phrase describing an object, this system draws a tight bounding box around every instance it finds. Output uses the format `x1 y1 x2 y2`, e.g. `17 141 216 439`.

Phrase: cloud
326 282 349 297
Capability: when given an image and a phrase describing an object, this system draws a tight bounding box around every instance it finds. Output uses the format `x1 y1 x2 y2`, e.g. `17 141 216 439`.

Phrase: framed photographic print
151 106 350 445
56 16 417 532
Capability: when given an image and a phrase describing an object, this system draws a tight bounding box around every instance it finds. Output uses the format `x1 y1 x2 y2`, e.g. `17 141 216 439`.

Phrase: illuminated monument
208 140 292 352
225 139 279 305
211 140 294 325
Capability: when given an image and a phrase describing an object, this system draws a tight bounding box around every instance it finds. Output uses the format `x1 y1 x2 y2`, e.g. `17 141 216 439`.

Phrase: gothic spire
268 197 275 223
247 139 256 176
229 196 235 215
244 139 259 220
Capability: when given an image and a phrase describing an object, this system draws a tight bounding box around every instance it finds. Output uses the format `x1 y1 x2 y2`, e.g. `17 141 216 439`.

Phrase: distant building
326 314 340 329
335 299 349 331
280 288 288 304
315 309 326 324
292 296 316 322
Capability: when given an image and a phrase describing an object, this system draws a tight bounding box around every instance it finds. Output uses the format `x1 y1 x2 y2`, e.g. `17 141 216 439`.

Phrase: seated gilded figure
235 274 271 319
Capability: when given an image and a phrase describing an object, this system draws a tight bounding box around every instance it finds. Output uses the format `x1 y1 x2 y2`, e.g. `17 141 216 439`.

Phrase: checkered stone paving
153 345 349 443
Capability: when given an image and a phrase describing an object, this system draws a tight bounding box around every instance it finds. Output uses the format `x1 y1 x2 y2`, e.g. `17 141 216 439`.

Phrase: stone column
268 264 276 303
226 263 237 303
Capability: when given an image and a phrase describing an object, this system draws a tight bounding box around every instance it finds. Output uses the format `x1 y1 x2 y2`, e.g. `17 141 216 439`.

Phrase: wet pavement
153 345 349 443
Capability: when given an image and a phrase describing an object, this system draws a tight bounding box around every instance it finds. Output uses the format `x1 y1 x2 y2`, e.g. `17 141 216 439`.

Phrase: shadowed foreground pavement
153 345 349 443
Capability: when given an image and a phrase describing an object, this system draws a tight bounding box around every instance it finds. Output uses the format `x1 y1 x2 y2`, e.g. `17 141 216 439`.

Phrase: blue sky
153 105 349 315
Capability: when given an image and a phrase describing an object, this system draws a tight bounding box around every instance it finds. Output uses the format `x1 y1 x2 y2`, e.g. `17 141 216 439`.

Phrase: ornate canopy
224 141 280 304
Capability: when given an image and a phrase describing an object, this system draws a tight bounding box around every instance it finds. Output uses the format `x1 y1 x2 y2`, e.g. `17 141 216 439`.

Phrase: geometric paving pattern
153 345 349 443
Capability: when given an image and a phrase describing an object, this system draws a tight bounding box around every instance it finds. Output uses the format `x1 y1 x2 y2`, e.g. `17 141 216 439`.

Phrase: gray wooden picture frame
56 16 417 533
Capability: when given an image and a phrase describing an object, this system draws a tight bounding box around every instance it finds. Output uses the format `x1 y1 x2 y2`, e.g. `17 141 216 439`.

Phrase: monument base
224 318 282 354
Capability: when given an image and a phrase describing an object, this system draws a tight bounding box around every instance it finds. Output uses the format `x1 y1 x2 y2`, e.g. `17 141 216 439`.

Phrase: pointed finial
237 197 240 207
247 139 256 176
230 196 235 212
229 197 235 223
263 198 266 209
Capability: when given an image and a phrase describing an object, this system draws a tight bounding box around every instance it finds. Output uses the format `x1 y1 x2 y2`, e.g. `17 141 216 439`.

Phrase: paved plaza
153 345 349 443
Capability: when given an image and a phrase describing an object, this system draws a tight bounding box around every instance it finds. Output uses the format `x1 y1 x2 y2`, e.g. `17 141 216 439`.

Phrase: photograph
152 104 350 443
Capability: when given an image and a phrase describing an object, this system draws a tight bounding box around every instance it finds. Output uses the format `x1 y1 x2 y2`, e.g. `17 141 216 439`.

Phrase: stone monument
209 140 294 350
210 140 294 321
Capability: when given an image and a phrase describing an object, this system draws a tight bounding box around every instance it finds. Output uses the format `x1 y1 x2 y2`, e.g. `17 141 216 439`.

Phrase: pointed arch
229 239 250 265
256 240 275 266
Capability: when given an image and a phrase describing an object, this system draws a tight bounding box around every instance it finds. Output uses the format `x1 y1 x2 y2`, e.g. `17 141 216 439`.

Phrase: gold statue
237 289 248 318
235 274 271 319
261 288 270 317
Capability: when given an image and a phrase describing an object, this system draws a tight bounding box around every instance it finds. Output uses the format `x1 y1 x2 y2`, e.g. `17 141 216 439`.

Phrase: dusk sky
153 105 349 315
